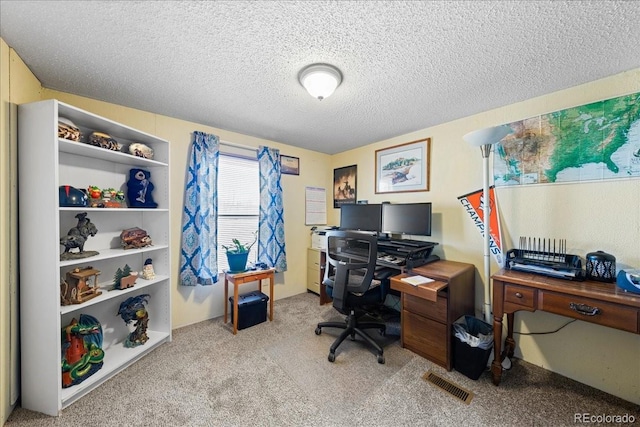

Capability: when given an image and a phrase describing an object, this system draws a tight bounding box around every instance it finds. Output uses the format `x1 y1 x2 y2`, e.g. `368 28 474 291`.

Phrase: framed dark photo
333 165 357 208
280 155 300 175
375 137 430 193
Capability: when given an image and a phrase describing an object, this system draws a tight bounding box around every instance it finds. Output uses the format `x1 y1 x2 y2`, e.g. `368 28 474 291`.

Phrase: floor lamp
463 125 512 324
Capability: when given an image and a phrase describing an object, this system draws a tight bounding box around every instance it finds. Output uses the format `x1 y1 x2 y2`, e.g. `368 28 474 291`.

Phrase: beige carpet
5 292 639 426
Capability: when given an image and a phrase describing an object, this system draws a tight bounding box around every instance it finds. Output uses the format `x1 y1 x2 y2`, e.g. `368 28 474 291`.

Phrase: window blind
218 154 259 271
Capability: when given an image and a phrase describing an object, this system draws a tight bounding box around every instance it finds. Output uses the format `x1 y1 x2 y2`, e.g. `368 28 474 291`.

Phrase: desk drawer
540 291 638 333
505 284 536 309
403 310 448 368
403 293 447 323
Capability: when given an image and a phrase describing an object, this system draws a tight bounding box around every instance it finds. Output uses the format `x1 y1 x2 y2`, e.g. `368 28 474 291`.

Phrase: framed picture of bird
375 138 430 194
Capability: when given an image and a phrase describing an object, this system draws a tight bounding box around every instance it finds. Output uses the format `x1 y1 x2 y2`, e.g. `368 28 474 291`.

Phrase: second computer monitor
381 202 432 236
339 204 382 232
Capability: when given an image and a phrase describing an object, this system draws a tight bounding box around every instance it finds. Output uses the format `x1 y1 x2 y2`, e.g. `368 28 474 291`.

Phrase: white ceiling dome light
298 63 342 100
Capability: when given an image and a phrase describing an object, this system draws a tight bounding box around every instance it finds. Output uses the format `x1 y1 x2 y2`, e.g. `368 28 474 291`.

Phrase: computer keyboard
374 267 397 280
342 248 405 265
377 253 404 265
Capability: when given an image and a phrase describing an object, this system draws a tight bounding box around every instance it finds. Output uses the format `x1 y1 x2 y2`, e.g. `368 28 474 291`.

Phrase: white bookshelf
18 99 172 416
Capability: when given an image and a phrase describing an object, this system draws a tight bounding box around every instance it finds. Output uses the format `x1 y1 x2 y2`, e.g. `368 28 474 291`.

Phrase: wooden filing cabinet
307 248 331 304
391 260 475 370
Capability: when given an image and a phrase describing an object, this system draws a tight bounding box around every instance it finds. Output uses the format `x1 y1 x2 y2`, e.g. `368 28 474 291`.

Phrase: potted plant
222 232 257 273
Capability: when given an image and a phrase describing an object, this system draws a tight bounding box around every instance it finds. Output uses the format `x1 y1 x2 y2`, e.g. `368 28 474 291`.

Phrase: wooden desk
390 260 474 370
224 268 275 335
491 269 640 385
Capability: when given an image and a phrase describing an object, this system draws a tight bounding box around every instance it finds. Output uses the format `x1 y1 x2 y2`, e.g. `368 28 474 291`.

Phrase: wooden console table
390 260 474 370
491 269 640 385
224 268 275 335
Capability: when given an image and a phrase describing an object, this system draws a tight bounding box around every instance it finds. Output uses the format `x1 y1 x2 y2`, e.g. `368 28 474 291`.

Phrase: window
217 153 260 271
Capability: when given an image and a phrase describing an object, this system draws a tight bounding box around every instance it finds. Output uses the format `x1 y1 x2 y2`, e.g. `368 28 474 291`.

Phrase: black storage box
229 291 269 330
453 316 493 380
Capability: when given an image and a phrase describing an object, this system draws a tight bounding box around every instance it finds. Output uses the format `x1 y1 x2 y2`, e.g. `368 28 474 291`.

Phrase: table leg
491 312 504 386
224 275 229 324
269 272 274 321
505 313 515 358
233 282 239 335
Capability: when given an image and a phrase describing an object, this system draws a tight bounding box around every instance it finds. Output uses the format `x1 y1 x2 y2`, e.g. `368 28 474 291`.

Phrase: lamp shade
464 124 513 147
299 63 342 100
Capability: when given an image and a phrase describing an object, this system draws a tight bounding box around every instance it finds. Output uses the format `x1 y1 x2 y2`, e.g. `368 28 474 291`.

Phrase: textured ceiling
1 1 639 154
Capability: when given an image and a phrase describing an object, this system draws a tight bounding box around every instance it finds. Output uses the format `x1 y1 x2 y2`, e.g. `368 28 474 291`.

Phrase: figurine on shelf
60 266 102 305
141 258 155 280
115 190 126 206
87 185 102 199
88 131 121 151
126 168 157 208
118 294 150 348
100 187 123 208
58 117 81 141
102 187 117 200
120 227 152 249
60 212 99 261
128 142 154 160
61 314 105 388
59 185 88 207
113 264 138 290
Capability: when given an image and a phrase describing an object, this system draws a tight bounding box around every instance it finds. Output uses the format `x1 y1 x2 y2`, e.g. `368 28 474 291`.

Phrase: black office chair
315 230 386 364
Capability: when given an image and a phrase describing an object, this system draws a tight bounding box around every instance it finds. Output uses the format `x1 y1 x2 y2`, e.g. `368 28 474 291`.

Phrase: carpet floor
5 292 639 426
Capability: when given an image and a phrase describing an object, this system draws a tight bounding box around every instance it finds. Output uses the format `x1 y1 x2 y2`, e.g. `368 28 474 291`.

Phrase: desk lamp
464 124 512 323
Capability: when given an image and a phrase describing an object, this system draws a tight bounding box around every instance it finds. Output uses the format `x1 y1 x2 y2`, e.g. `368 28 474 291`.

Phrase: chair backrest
323 230 378 312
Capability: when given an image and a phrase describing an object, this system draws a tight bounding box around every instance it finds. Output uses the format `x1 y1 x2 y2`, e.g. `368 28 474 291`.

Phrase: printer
311 227 334 250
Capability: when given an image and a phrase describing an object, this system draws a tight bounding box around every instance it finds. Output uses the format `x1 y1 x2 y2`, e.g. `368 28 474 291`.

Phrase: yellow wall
1 37 638 421
331 69 640 403
1 39 43 423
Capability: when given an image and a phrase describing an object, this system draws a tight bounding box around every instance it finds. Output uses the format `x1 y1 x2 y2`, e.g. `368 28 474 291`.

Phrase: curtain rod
220 139 258 152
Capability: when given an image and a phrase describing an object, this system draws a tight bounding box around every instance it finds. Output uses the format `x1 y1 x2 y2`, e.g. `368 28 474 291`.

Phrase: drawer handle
515 292 523 298
569 302 600 316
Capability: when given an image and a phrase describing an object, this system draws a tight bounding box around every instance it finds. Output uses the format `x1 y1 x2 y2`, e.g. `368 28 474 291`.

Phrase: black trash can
453 315 494 380
229 291 269 330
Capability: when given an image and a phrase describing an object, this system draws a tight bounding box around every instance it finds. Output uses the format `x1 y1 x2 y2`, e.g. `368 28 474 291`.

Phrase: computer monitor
381 202 432 236
339 204 382 232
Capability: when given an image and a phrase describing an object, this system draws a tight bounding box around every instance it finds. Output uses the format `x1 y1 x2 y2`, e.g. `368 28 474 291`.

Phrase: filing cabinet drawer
307 248 322 271
403 292 447 323
505 284 536 309
307 248 321 294
403 310 448 368
540 291 638 333
307 268 320 294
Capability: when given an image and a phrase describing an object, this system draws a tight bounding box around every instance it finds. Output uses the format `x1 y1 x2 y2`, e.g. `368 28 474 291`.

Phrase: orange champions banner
457 186 504 266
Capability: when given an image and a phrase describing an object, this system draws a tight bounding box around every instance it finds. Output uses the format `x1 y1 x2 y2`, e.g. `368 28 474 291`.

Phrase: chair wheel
377 354 385 364
328 352 336 362
315 327 321 335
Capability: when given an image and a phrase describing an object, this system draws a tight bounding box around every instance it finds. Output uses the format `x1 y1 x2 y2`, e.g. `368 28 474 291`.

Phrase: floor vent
422 370 474 404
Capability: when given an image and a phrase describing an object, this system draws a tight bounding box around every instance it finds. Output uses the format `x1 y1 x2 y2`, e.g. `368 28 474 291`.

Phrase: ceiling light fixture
298 63 342 100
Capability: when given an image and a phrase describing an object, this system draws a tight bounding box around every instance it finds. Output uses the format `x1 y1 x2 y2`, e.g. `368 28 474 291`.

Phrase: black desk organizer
377 240 439 269
505 246 585 281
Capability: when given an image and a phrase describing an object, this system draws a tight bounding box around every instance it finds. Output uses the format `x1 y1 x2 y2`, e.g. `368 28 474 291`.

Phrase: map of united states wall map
494 92 640 186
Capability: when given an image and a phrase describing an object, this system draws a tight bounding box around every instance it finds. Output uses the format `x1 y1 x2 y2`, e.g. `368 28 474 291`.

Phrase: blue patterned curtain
179 131 220 286
257 146 287 272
